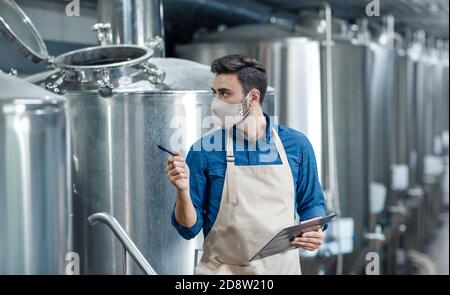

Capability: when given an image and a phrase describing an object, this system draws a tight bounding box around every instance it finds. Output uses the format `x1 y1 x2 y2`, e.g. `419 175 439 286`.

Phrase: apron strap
271 128 289 166
226 128 238 204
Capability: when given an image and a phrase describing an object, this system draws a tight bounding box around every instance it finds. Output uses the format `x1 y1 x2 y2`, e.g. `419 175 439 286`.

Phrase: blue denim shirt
171 114 327 240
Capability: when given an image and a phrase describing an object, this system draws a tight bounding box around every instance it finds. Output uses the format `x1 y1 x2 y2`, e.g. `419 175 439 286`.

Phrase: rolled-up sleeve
171 144 207 240
296 135 327 227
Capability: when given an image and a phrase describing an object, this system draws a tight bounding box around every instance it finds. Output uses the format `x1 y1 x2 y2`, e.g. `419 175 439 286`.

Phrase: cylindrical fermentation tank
0 72 72 275
392 48 415 197
0 0 275 275
365 37 396 218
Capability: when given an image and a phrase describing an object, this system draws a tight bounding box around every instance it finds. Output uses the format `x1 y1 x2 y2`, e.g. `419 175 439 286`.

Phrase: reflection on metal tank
413 48 444 185
176 23 371 269
393 50 417 191
366 42 396 214
405 47 426 187
0 73 72 275
392 51 413 193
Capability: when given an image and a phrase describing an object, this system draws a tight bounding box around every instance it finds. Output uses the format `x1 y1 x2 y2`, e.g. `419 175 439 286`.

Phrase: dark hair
211 54 268 104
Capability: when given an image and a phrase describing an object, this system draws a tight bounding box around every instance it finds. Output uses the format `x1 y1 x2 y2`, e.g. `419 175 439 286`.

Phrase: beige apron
195 127 301 275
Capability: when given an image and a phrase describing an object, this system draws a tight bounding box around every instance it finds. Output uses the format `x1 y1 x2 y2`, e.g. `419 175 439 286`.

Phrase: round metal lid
0 0 51 64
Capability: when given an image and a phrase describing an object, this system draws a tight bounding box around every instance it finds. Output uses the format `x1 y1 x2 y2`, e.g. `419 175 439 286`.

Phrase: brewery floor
426 211 449 275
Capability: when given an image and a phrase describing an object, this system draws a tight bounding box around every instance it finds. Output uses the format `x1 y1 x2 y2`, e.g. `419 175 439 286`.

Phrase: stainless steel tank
392 50 414 195
406 43 427 188
0 72 72 275
1 0 275 275
366 40 396 215
414 46 444 186
176 21 371 273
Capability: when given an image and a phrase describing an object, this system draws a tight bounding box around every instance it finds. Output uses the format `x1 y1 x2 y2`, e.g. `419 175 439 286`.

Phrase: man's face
211 73 246 104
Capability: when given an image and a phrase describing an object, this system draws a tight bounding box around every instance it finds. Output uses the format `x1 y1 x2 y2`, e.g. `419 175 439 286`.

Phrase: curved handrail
88 212 157 275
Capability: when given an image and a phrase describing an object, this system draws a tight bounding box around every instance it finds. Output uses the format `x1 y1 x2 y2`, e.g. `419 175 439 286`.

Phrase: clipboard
249 212 338 262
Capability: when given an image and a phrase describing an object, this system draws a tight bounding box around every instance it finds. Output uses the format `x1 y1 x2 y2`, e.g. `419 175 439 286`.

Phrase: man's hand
291 227 324 251
165 151 190 192
165 152 196 228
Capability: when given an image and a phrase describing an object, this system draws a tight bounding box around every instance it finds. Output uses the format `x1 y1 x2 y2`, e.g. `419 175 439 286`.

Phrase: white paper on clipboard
249 212 338 262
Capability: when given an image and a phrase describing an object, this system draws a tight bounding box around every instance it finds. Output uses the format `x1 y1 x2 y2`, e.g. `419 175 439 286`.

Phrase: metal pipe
88 212 158 275
322 2 344 276
97 0 165 57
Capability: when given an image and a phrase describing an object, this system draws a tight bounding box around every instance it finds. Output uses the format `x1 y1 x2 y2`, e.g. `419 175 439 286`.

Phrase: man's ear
250 89 261 106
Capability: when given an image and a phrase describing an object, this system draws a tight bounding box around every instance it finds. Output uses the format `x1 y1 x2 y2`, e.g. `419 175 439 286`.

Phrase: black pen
157 144 177 156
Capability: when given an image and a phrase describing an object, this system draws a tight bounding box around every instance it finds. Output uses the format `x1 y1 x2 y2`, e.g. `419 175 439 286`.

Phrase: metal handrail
88 212 157 275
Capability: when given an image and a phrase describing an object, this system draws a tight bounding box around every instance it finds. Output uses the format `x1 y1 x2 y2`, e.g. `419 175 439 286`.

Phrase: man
165 54 326 275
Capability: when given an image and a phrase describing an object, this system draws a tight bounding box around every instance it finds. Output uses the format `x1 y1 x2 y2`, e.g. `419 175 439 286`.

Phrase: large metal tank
62 57 207 275
1 0 275 275
176 21 371 273
422 46 449 235
406 42 427 188
365 39 396 216
0 72 72 275
414 45 446 186
392 49 415 196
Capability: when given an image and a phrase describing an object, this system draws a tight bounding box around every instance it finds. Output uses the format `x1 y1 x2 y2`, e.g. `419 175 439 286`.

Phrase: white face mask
210 92 252 129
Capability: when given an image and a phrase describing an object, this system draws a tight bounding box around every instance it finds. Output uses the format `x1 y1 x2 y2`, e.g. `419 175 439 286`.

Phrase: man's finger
168 168 185 177
172 156 184 162
301 231 323 238
168 155 184 163
301 225 322 233
291 241 318 249
172 160 186 168
292 241 319 249
178 173 188 179
292 237 322 245
172 174 185 180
